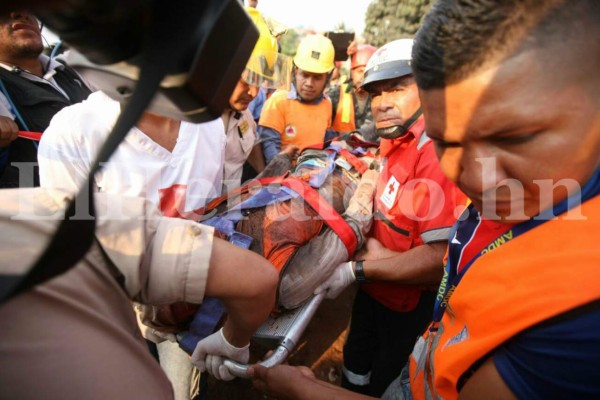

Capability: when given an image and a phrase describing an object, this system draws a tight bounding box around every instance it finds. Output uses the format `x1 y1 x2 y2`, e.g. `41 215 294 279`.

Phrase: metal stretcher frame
224 292 326 378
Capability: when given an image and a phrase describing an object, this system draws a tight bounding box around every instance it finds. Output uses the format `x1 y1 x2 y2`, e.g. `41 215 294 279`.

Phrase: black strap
399 107 423 135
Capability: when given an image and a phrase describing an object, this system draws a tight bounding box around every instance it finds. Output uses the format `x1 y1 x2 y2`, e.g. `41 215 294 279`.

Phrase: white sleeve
37 93 115 192
37 106 92 193
93 192 213 304
0 188 212 305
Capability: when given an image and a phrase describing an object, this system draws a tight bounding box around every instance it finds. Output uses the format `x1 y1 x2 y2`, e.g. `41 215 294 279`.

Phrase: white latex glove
190 327 250 381
314 261 356 299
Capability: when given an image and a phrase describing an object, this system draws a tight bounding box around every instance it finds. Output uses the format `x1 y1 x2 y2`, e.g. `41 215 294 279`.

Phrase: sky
256 0 373 37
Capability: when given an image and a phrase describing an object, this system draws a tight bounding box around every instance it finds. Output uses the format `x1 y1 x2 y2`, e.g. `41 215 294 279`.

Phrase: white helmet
362 39 422 139
362 39 413 91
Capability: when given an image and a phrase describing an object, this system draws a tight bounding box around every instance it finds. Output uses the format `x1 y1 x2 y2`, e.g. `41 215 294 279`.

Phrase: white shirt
38 91 225 218
222 108 257 192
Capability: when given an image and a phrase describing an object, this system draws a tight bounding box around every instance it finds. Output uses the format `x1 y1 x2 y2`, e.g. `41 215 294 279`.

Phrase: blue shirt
494 304 600 399
248 86 270 123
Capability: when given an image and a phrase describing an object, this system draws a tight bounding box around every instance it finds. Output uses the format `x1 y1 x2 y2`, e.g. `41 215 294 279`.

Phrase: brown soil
206 286 357 399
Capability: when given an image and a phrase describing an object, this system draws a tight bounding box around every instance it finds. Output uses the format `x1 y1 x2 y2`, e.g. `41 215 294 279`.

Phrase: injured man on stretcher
146 134 380 349
201 136 379 309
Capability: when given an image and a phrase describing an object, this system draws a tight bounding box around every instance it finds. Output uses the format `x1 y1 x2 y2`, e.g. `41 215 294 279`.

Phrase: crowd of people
0 0 599 399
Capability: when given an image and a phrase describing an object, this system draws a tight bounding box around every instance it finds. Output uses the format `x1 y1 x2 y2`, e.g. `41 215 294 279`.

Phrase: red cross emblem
388 181 396 195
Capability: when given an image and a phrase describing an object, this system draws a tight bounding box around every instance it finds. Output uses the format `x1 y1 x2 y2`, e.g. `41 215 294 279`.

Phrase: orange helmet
350 44 377 70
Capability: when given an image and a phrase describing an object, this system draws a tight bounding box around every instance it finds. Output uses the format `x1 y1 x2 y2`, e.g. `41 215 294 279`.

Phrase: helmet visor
244 51 292 90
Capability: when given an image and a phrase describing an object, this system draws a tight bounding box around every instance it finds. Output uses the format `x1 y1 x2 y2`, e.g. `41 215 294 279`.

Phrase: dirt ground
206 285 357 399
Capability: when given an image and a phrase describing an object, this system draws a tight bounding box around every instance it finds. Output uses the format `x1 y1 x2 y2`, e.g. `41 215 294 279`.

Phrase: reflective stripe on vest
332 83 356 132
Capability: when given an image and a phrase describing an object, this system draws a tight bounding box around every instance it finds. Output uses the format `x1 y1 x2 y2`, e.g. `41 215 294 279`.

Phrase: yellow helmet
293 34 335 74
244 7 291 89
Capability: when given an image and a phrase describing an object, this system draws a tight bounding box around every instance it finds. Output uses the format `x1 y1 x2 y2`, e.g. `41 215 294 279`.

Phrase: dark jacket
0 63 92 187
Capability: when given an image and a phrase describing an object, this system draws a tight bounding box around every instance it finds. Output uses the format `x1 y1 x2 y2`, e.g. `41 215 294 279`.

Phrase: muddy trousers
341 289 436 397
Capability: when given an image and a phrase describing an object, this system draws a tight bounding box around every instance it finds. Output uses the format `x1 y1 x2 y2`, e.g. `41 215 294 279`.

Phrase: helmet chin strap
376 107 423 139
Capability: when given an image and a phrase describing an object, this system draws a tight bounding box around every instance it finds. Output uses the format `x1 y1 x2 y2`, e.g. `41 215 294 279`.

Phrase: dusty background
206 286 357 399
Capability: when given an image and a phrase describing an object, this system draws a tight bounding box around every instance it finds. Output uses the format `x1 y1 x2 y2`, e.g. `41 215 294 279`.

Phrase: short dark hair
412 0 600 89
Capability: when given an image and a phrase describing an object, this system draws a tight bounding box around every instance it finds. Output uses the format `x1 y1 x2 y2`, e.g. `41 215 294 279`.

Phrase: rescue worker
0 189 279 399
329 44 377 134
37 6 285 398
247 0 600 399
316 38 466 397
258 34 335 163
222 7 290 191
0 1 279 399
0 10 93 188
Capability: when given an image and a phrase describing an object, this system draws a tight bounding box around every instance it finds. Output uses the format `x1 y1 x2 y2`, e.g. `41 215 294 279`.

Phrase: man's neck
136 112 181 153
0 55 44 77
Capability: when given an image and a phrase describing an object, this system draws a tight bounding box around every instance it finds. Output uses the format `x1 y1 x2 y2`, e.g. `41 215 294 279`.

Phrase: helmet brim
362 60 412 91
293 59 334 75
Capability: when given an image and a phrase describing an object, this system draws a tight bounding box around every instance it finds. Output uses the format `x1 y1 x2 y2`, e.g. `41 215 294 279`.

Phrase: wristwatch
354 260 369 283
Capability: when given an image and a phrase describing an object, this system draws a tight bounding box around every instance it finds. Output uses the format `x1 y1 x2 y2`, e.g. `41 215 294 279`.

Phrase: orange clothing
409 195 600 399
259 89 332 152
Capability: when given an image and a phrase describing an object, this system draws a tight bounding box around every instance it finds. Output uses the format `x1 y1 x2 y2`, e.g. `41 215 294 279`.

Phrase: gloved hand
314 261 355 299
190 327 250 381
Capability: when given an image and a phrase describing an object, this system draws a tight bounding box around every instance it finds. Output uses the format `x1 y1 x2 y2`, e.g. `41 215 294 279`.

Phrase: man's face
421 50 600 222
368 75 420 131
351 66 366 90
0 11 43 60
229 73 259 112
295 68 328 102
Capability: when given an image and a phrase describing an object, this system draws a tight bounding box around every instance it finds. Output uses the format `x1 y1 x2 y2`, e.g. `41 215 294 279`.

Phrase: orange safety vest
409 195 600 399
331 83 356 133
259 89 332 153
